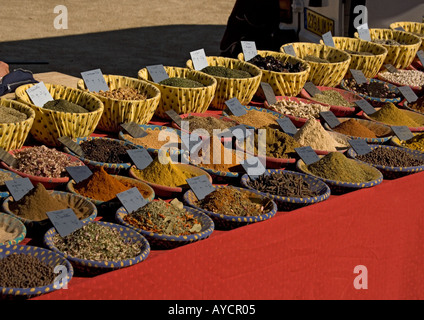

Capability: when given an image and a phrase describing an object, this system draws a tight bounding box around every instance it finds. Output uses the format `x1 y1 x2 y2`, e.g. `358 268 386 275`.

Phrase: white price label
81 69 109 93
241 41 258 62
190 49 209 71
26 82 54 107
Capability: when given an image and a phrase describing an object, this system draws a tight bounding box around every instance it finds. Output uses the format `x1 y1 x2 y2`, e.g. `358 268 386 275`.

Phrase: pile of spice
9 183 90 222
310 90 356 108
192 137 245 172
182 115 238 137
0 106 27 124
122 129 181 150
344 50 374 56
0 170 14 187
13 145 83 178
246 172 320 198
401 133 424 152
408 96 424 114
269 99 330 119
98 87 147 100
198 187 267 217
201 66 252 79
294 119 347 152
303 55 331 63
43 99 89 114
343 78 400 99
52 222 142 262
229 110 278 129
306 152 379 183
0 223 21 244
123 199 202 236
0 254 56 289
368 103 420 127
379 69 424 88
249 127 300 159
159 77 204 88
74 167 151 202
80 139 134 163
248 55 305 73
332 119 378 139
372 39 403 46
131 154 201 188
356 147 424 168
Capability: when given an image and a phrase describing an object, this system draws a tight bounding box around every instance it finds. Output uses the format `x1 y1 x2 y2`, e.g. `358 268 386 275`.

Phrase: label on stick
0 147 17 167
146 64 169 83
81 69 109 93
117 187 148 214
58 136 84 157
225 97 247 117
385 64 398 73
5 178 34 202
394 26 406 32
121 122 148 139
295 147 320 166
399 86 418 103
276 117 298 135
166 110 183 127
322 31 335 47
241 157 266 179
357 27 372 42
26 82 54 107
261 82 277 106
66 166 93 184
241 41 258 62
417 50 424 65
303 82 321 97
186 175 215 201
190 49 209 71
348 139 372 156
391 126 414 141
283 45 296 57
127 148 154 170
320 111 341 129
46 208 83 238
355 99 377 115
350 69 367 85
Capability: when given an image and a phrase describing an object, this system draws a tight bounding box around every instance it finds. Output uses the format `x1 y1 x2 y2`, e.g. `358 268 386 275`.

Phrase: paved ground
0 0 236 77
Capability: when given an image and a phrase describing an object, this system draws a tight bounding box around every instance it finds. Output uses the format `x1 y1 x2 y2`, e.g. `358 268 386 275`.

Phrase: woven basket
237 50 311 97
320 37 388 79
390 22 424 51
280 42 351 87
186 56 262 110
138 66 217 118
77 75 161 133
15 84 104 147
0 99 35 151
354 28 422 69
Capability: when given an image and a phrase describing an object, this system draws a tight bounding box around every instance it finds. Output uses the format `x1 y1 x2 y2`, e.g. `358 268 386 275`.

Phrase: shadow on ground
0 25 227 78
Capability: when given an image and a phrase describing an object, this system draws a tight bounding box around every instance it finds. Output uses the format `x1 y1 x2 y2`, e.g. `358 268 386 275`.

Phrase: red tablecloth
34 171 424 300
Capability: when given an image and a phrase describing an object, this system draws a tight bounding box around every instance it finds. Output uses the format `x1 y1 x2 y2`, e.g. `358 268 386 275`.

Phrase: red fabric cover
34 172 424 300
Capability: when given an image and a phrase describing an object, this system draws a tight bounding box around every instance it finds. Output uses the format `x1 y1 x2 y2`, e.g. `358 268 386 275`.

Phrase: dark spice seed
356 147 424 167
247 172 319 198
80 139 134 163
0 254 56 289
344 79 400 99
248 55 305 73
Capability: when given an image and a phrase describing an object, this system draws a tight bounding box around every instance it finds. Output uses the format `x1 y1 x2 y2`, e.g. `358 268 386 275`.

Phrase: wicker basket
280 42 351 87
77 75 161 133
186 56 262 110
237 50 311 97
15 84 104 147
0 99 35 151
390 22 424 51
138 66 217 118
319 37 388 79
354 28 422 69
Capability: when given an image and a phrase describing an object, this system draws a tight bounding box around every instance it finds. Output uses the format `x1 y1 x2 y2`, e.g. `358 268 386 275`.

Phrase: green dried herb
52 222 142 262
159 77 204 88
202 66 252 79
43 99 89 114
